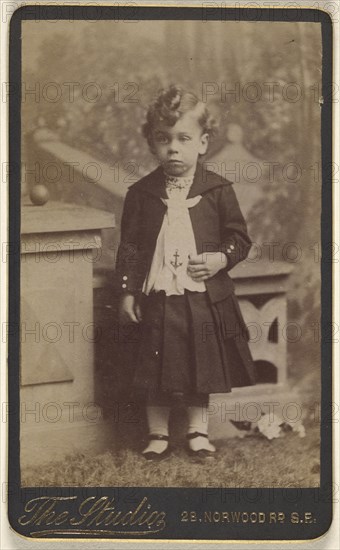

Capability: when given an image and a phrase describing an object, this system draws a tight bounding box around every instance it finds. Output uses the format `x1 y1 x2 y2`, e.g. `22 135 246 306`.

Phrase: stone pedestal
232 258 294 384
208 258 296 440
20 201 115 467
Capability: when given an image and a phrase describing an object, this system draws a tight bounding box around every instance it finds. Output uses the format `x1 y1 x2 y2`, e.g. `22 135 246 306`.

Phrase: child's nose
168 140 179 153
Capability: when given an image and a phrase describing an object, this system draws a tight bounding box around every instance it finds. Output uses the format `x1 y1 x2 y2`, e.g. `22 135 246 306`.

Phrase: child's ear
148 138 156 156
198 133 209 155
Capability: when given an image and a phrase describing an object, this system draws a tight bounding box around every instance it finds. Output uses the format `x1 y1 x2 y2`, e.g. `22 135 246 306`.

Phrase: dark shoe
186 432 216 459
142 434 171 462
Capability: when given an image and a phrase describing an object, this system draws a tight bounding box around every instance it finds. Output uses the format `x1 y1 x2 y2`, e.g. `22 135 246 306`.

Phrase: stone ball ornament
29 184 50 206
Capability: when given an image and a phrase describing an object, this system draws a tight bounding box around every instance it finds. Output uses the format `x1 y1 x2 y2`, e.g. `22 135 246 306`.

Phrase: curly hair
142 85 218 148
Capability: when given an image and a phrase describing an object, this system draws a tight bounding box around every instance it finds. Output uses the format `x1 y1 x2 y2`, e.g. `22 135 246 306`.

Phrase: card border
7 3 334 543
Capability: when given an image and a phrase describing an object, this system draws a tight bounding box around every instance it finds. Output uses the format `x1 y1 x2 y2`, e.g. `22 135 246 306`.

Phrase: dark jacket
115 162 252 304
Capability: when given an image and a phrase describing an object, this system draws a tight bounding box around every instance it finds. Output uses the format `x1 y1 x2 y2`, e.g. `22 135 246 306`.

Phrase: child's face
151 111 209 177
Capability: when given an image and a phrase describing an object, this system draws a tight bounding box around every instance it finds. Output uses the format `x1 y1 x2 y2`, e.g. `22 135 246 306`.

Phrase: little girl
116 85 256 460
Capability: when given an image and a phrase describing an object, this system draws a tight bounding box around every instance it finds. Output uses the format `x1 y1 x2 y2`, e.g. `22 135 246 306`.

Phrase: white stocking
142 406 170 455
187 406 216 452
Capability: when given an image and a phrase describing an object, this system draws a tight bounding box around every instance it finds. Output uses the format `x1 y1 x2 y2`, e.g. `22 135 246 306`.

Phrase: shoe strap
149 434 169 441
186 432 208 440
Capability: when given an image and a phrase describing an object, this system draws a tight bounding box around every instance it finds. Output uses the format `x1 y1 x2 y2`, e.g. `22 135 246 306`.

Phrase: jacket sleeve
218 184 252 272
115 188 146 295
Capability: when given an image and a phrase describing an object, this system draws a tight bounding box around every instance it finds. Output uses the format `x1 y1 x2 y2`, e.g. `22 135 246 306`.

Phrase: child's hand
187 252 228 282
119 294 142 324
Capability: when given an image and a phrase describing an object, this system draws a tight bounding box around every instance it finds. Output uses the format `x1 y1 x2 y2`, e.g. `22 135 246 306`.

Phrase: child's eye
155 135 169 144
180 136 191 141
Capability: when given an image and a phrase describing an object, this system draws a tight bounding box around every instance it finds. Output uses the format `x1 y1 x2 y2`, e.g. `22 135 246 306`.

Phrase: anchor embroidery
170 249 183 270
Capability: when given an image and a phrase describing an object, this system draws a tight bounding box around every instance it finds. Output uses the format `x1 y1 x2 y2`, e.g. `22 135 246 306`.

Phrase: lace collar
164 173 194 191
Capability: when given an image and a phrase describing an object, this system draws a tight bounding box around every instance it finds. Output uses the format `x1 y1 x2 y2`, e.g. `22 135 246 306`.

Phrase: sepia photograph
6 3 334 542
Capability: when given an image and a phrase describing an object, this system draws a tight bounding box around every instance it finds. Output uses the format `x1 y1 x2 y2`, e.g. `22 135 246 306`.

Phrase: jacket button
227 248 231 253
123 275 128 280
122 283 127 289
230 244 235 250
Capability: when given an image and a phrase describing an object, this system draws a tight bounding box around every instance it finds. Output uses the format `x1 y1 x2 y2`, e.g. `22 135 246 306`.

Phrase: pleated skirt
133 290 256 395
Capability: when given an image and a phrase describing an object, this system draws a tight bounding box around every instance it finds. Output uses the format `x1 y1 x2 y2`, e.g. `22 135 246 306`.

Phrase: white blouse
142 174 206 296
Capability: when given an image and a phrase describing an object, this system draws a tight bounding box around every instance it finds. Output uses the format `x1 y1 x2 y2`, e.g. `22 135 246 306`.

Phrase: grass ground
21 411 320 488
21 346 321 489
